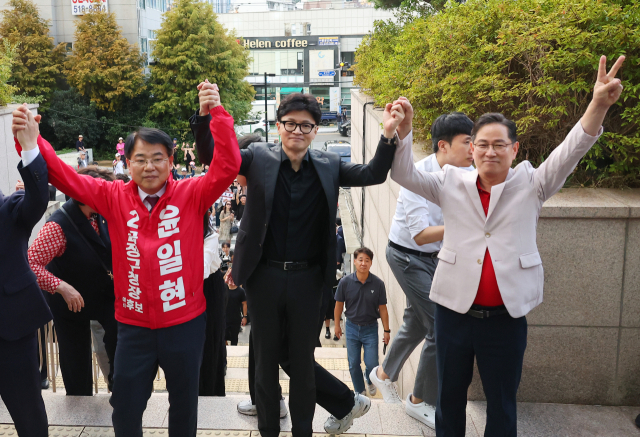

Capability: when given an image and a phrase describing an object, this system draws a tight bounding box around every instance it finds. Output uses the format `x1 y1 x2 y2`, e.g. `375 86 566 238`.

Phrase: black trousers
225 323 241 346
50 293 118 396
200 270 227 396
0 332 48 436
110 313 206 437
435 304 527 437
247 263 327 437
247 328 354 421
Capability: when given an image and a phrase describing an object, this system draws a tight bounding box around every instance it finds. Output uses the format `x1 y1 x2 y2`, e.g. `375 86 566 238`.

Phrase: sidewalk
2 392 639 436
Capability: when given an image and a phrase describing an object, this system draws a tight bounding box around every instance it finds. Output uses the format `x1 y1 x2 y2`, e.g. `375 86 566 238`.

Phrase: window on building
138 0 145 8
253 86 277 101
148 30 157 39
248 50 304 77
305 23 311 35
284 23 291 36
139 37 148 54
64 42 73 52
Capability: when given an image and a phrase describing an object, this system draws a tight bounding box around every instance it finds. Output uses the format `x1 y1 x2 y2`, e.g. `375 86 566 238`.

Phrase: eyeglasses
474 143 513 152
281 121 316 134
130 158 169 167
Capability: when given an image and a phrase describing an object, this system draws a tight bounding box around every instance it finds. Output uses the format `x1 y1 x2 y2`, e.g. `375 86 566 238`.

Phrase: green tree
0 0 64 107
64 4 145 112
46 89 103 150
0 40 17 106
354 0 640 186
148 0 254 133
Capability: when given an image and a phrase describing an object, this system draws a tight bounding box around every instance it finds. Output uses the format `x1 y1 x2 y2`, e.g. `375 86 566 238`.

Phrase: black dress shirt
262 149 329 263
75 140 85 151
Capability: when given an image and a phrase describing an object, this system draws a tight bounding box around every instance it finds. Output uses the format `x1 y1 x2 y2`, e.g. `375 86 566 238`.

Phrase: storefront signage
319 37 339 46
71 0 108 15
318 70 336 77
243 39 309 49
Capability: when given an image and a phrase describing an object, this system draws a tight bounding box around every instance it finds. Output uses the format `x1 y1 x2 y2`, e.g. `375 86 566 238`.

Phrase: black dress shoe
635 413 640 428
325 330 331 339
333 335 339 341
41 378 49 390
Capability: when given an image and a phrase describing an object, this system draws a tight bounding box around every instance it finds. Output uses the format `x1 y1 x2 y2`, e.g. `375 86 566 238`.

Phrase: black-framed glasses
281 121 316 134
474 142 513 152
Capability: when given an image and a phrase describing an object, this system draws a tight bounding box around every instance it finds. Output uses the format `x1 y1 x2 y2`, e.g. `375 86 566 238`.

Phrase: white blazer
390 122 601 318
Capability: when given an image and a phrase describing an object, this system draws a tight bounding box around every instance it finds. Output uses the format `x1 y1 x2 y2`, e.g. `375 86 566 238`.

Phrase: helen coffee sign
71 0 108 15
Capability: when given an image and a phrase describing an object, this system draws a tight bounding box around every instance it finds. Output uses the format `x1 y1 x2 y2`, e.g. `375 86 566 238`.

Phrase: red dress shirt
473 179 505 307
28 215 100 293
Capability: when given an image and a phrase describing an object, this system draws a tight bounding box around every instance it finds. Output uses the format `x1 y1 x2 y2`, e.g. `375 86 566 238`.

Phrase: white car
235 119 270 137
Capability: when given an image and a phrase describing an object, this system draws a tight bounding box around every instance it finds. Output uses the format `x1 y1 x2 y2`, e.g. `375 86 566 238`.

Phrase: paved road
312 131 350 150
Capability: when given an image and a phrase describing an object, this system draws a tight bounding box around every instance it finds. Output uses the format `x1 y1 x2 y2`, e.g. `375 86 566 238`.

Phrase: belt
466 305 510 319
389 240 439 259
265 260 311 271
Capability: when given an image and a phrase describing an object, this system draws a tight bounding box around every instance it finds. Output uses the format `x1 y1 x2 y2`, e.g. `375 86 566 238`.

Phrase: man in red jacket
12 87 240 437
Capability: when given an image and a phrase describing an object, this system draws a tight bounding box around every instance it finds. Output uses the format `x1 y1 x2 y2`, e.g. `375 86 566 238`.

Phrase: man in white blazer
386 55 625 437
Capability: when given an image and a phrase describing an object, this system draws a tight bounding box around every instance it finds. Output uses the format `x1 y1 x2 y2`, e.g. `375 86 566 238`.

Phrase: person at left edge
0 107 51 437
12 89 241 437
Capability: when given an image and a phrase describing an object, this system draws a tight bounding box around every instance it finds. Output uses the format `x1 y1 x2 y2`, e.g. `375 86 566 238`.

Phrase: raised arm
194 103 242 214
191 80 252 175
12 105 114 219
535 56 625 201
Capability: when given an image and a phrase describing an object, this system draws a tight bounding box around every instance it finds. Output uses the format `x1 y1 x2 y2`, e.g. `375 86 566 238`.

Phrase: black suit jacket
191 113 395 287
0 154 53 341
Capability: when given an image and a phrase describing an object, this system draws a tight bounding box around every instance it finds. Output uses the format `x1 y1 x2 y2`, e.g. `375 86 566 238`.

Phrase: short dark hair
115 173 130 183
277 93 322 125
221 242 230 249
237 134 262 150
240 194 246 199
74 166 115 206
431 112 474 153
125 128 174 159
336 217 342 226
471 113 518 144
353 247 374 261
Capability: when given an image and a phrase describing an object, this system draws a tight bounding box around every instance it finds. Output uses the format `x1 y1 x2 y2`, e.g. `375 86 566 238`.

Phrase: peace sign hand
593 55 625 109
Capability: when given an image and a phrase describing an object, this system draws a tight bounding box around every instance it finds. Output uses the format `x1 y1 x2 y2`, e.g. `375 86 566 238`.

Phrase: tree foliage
0 0 64 107
64 4 145 111
45 89 103 150
354 0 640 186
148 0 254 133
0 40 16 106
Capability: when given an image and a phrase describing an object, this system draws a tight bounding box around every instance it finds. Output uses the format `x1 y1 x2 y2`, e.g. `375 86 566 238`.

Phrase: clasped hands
197 80 222 116
12 103 42 152
382 97 414 141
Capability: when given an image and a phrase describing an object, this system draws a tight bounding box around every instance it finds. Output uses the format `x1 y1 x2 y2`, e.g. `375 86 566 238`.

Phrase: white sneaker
404 393 435 429
369 366 402 404
236 398 288 419
279 397 288 419
237 399 257 416
324 392 371 434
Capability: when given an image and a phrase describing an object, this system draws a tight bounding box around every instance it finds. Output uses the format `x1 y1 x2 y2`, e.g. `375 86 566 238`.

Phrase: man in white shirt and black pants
369 113 475 429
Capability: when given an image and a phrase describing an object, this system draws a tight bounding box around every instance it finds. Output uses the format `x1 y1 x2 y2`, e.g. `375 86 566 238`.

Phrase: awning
280 87 304 95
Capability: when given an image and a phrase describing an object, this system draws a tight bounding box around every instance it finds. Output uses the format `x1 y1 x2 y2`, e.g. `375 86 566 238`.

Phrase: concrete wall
346 89 640 406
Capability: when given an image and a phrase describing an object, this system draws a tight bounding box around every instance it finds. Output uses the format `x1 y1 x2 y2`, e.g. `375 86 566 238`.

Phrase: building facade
217 7 395 117
0 0 168 63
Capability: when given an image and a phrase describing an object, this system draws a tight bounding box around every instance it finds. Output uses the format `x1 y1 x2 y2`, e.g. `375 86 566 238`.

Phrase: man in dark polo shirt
335 247 390 396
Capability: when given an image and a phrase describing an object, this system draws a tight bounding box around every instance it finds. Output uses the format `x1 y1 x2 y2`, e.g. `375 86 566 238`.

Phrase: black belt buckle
467 309 486 319
283 261 293 271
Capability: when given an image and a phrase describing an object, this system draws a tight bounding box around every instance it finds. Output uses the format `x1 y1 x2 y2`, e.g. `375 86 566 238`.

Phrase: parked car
323 141 351 163
339 120 351 137
235 119 269 137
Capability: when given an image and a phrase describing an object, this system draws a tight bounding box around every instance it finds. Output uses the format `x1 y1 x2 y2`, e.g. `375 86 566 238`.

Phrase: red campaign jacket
16 106 241 329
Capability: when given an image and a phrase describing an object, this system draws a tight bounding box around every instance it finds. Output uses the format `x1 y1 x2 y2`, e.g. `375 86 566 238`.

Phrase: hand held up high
382 102 405 139
12 103 41 151
197 79 221 116
581 55 625 136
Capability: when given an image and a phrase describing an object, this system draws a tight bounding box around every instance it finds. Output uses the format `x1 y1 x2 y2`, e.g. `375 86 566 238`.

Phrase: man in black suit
191 84 400 437
0 106 52 436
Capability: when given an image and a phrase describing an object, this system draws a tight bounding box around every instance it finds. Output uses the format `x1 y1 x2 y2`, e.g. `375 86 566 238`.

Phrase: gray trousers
383 244 438 405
